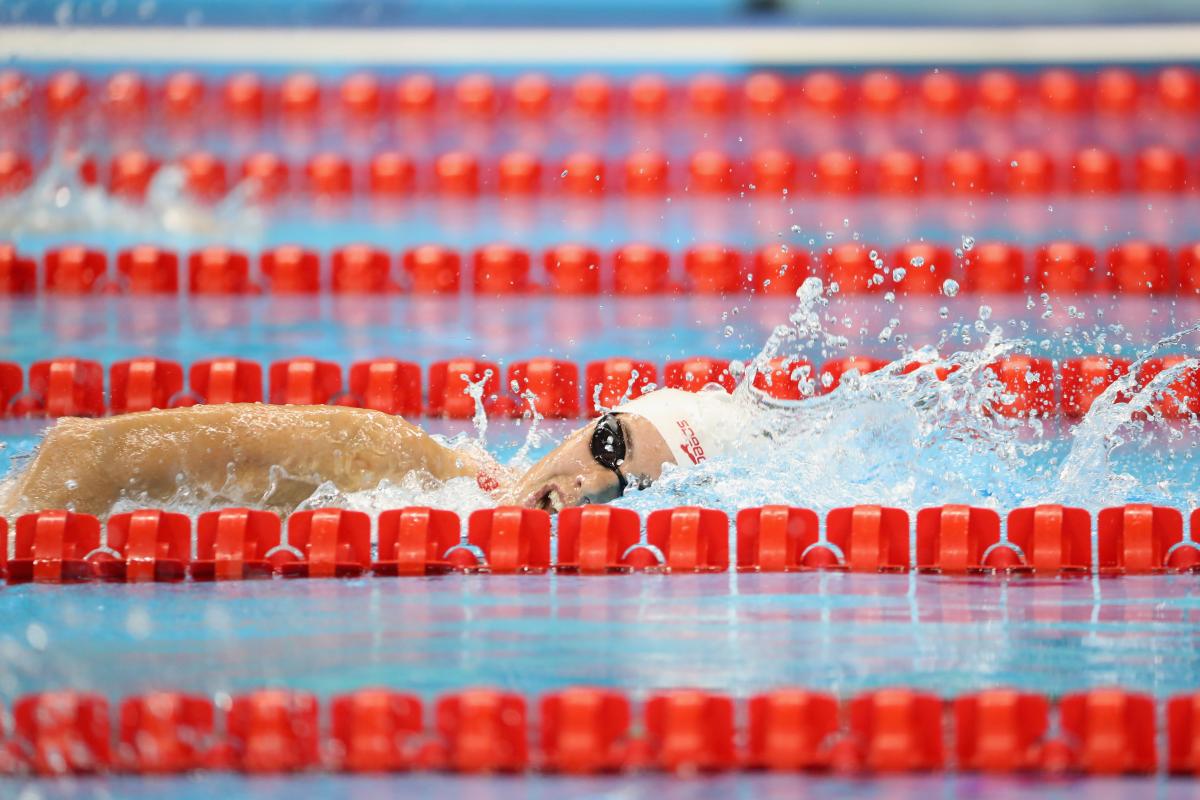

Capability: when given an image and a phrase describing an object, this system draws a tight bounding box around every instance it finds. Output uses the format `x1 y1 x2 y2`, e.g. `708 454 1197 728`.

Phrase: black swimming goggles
589 412 629 496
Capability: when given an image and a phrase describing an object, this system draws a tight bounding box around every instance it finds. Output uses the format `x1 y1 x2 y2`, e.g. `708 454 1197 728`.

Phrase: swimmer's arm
1 404 483 517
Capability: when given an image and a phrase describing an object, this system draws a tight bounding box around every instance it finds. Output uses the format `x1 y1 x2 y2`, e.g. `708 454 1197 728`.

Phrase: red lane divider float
372 507 460 576
118 692 216 773
190 508 280 581
7 67 1200 130
3 146 1197 201
95 509 191 581
4 502 1200 583
220 690 321 773
329 689 424 772
644 690 737 772
7 240 1200 296
540 688 632 774
276 508 372 578
4 685 1199 777
556 506 641 573
0 352 1196 420
954 690 1051 773
458 507 552 573
435 689 529 773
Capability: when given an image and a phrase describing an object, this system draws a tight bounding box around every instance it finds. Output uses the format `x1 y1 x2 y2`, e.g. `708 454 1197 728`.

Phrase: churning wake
279 277 1200 520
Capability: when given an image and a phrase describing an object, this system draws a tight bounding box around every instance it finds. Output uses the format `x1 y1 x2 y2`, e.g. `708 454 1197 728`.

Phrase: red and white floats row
0 353 1191 420
6 241 1200 295
4 684 1195 777
2 502 1199 580
7 66 1200 123
1 146 1197 199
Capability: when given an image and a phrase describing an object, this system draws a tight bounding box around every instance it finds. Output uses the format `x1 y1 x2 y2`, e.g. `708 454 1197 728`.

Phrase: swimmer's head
508 388 728 512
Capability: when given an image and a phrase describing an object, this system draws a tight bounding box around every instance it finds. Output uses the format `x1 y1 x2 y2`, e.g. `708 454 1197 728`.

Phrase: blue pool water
1 574 1199 797
4 49 1200 796
13 773 1200 799
4 574 1200 699
2 289 1198 793
8 0 1200 27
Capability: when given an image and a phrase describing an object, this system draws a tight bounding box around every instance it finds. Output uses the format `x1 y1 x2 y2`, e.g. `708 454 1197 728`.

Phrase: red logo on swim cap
676 419 705 464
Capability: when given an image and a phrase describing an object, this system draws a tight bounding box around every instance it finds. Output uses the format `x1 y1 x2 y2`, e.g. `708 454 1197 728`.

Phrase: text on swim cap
676 419 706 464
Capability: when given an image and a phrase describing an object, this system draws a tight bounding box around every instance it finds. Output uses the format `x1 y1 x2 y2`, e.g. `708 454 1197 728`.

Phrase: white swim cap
613 388 734 466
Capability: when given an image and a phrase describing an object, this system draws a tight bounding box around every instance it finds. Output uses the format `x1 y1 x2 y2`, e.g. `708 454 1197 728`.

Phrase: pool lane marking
5 24 1200 65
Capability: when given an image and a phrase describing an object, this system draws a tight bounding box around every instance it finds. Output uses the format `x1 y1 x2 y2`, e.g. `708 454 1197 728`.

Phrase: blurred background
5 0 1200 27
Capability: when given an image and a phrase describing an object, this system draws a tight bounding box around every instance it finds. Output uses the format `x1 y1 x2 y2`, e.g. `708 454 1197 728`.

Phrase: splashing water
284 276 1200 520
0 148 266 244
16 272 1195 523
608 281 1200 518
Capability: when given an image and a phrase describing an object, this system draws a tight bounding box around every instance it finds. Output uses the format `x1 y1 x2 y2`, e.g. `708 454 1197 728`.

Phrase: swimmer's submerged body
0 388 739 517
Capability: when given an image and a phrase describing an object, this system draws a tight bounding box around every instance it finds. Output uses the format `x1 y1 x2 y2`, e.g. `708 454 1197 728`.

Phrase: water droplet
942 278 960 297
909 256 925 268
978 304 993 321
961 235 975 251
26 623 47 651
125 608 153 639
723 325 734 338
892 267 907 282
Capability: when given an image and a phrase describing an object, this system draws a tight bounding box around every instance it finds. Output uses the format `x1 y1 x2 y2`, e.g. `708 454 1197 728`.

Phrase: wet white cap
613 388 733 466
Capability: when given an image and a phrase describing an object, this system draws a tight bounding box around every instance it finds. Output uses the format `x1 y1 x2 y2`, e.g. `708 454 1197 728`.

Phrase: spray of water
609 280 1200 517
0 148 265 245
279 276 1200 520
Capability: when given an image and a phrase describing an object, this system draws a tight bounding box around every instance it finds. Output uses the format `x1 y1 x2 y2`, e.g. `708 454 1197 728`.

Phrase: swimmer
506 386 739 511
0 387 737 517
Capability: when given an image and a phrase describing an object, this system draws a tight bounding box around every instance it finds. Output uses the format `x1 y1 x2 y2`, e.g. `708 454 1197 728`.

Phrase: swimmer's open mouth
531 485 566 513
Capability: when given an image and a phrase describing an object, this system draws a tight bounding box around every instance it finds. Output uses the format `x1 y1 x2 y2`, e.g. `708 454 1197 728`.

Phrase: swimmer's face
507 413 674 512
